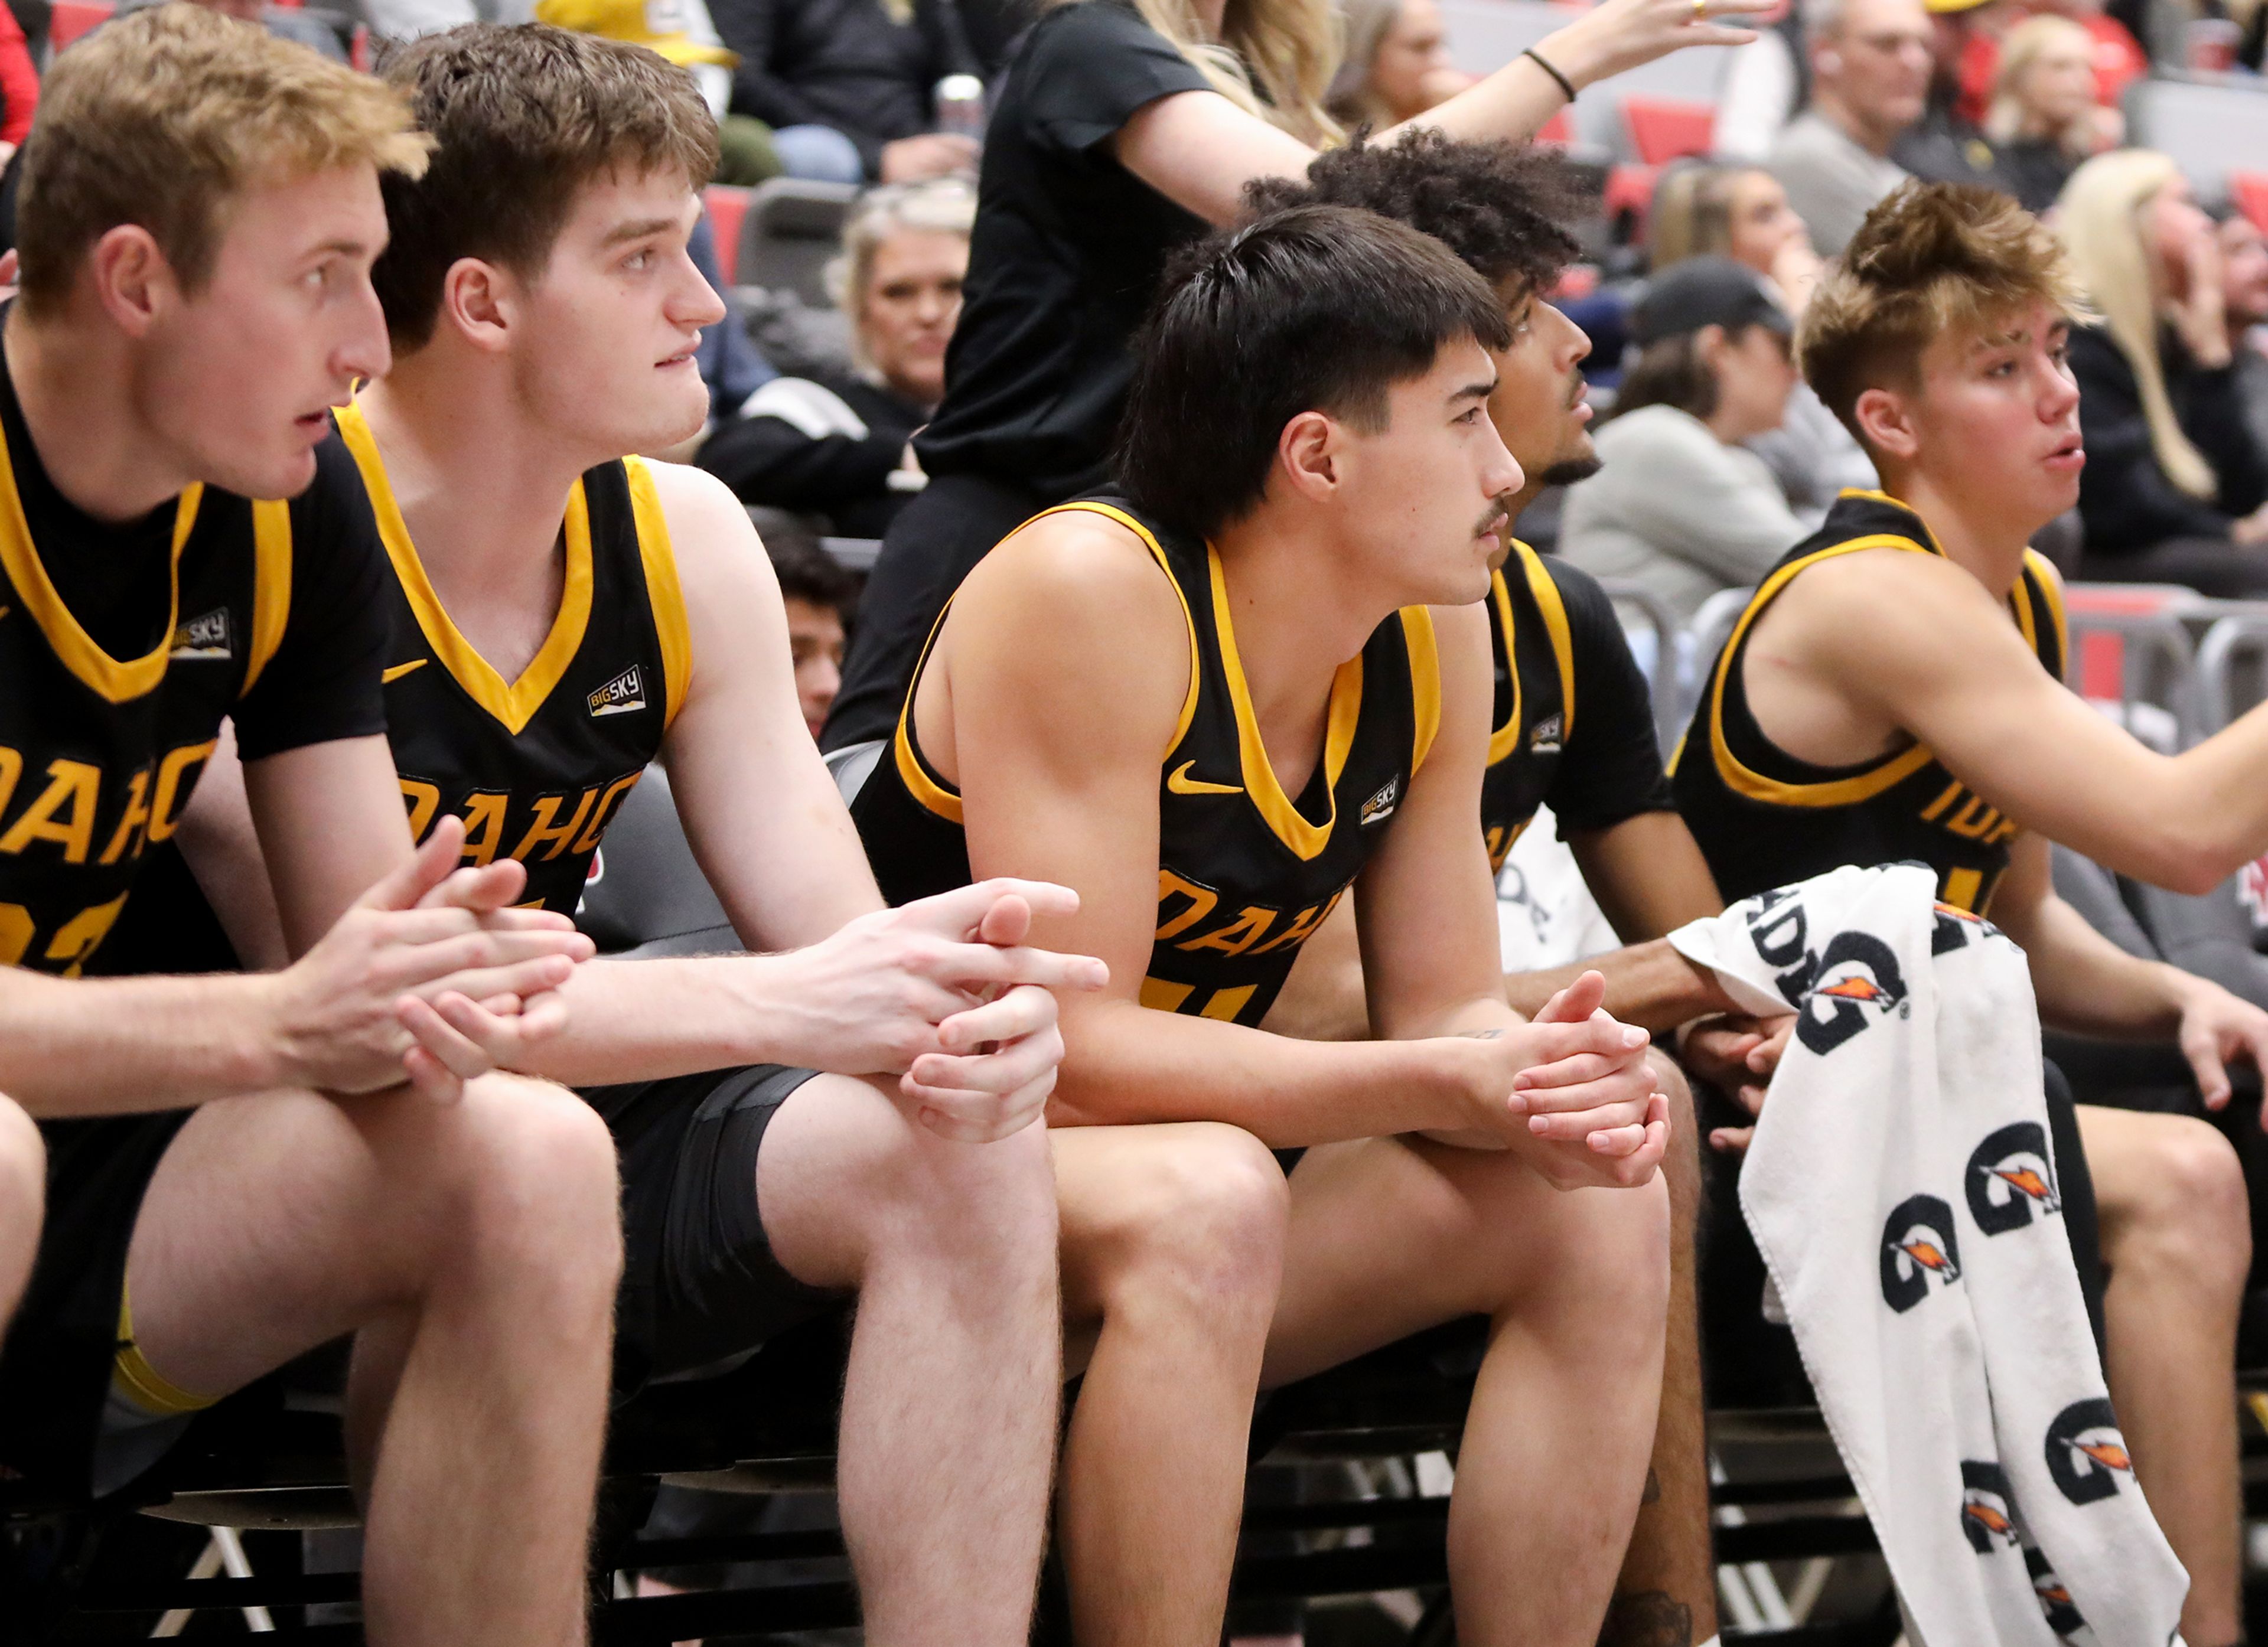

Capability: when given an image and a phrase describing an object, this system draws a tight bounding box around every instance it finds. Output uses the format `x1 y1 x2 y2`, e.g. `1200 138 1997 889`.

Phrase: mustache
1475 498 1514 539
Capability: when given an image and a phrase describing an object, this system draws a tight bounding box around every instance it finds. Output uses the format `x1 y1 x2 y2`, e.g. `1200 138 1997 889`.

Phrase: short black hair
1243 130 1587 298
760 516 857 615
1116 203 1512 537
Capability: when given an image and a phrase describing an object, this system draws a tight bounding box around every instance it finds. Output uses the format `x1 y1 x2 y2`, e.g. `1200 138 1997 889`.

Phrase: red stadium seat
2232 171 2268 236
1604 162 1661 230
47 0 112 52
702 184 753 288
1621 95 1715 165
1534 107 1574 146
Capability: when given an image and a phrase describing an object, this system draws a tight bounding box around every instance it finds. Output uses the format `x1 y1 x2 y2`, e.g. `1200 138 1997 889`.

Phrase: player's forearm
1504 940 1738 1032
500 952 843 1086
1049 1000 1493 1147
2162 707 2268 889
0 971 291 1116
2009 896 2188 1042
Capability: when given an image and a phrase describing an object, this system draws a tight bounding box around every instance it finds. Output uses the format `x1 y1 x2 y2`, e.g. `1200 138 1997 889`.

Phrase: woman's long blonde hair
2055 149 2217 500
1045 0 1341 146
1984 15 2093 156
1648 162 1747 269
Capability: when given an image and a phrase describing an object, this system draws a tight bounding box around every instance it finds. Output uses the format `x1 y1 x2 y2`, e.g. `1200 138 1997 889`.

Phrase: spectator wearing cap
1767 0 1933 255
707 0 984 185
699 179 970 534
1560 258 1805 622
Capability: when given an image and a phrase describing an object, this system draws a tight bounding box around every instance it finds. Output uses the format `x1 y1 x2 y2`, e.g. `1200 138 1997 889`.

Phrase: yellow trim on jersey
1943 867 1984 913
1041 501 1202 751
2023 549 2069 674
1484 569 1523 767
1208 543 1360 862
624 456 691 730
113 1283 217 1418
1513 541 1577 743
237 501 292 698
1402 607 1441 773
0 416 197 703
1707 535 1940 807
337 400 596 738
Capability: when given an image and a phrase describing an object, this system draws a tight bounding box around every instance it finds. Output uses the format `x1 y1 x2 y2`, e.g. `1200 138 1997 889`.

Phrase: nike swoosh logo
1166 759 1241 797
382 658 429 683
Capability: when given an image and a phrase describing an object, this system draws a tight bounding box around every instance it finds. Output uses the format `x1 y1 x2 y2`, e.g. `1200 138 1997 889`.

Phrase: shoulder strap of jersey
2019 547 2068 679
1023 500 1203 754
239 500 292 698
1400 606 1441 773
1510 540 1576 743
622 456 692 729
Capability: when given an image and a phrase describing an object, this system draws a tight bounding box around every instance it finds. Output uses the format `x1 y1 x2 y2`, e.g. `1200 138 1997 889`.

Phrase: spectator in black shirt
2218 204 2268 466
1980 14 2101 212
711 0 983 183
699 179 970 533
2057 149 2268 593
823 0 1769 753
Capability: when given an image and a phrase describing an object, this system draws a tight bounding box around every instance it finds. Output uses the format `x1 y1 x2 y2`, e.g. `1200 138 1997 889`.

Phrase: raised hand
1545 0 1765 90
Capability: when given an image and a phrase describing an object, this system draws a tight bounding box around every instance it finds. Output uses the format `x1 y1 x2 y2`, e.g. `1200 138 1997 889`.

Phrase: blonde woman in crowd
2057 149 2268 591
1983 12 2109 211
1325 0 1474 128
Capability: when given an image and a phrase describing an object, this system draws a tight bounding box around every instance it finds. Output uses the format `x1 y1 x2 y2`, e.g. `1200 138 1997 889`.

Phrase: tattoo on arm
1599 1591 1693 1647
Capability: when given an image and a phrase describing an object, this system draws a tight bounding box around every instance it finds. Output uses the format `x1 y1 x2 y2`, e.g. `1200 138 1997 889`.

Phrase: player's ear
1276 409 1340 502
87 224 173 338
1852 384 1920 462
441 257 513 352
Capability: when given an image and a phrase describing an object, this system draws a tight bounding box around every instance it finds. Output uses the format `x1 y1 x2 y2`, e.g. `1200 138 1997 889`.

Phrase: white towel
1670 864 2188 1647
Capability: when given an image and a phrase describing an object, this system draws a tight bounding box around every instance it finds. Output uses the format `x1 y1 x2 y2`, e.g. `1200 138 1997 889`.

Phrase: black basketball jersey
1480 542 1576 871
851 495 1441 1028
0 436 296 976
335 402 689 914
1671 490 2067 914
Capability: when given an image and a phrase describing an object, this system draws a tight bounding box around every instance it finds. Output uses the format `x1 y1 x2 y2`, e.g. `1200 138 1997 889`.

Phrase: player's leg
123 1077 621 1647
1606 1055 1716 1647
1051 1123 1290 1647
1262 1135 1670 1647
752 1070 1061 1645
0 1095 41 1330
2075 1104 2247 1647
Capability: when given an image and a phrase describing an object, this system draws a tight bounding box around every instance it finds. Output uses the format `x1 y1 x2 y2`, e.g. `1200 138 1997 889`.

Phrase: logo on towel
1879 1193 1961 1313
170 607 232 660
1743 892 1911 1055
1526 712 1562 754
1966 1121 2064 1235
588 665 646 717
1958 1460 2020 1553
2024 1547 2087 1636
1359 777 1400 826
2045 1398 2133 1506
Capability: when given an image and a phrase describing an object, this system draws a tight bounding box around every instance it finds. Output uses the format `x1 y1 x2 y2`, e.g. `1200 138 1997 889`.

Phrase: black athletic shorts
0 1113 192 1498
1697 1058 2106 1408
589 1064 846 1394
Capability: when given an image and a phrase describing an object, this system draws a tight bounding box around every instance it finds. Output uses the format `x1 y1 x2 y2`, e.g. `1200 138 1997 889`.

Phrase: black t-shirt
912 0 1213 498
1479 546 1672 869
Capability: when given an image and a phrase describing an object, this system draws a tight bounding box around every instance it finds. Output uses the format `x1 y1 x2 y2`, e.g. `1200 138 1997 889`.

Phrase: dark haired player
0 10 621 1639
1675 181 2268 1647
850 203 1673 1645
1251 130 1765 1647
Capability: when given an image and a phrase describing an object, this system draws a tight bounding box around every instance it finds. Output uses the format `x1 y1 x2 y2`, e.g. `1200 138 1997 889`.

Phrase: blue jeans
771 123 865 184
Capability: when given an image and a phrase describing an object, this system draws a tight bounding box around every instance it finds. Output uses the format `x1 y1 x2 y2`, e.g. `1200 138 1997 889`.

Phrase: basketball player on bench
849 204 1673 1647
158 25 1103 1640
1674 181 2268 1647
0 12 622 1640
1252 131 1763 1647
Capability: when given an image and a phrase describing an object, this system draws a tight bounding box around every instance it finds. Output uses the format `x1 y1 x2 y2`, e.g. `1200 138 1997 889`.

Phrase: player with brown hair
0 9 621 1641
1674 180 2268 1647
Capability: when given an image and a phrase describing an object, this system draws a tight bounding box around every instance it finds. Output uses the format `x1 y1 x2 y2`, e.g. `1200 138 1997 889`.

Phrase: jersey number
0 894 129 977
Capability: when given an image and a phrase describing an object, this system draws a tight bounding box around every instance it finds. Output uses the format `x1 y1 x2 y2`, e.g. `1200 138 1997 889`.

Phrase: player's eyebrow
601 216 680 247
1452 377 1498 405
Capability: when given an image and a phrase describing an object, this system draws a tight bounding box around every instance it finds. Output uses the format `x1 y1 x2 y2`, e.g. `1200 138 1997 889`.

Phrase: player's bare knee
449 1075 623 1290
2139 1117 2249 1284
869 1101 1058 1268
0 1095 43 1211
1112 1125 1286 1321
